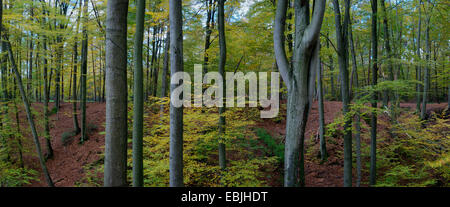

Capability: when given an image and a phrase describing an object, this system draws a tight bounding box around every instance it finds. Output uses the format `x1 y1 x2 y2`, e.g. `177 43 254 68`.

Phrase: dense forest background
0 0 448 187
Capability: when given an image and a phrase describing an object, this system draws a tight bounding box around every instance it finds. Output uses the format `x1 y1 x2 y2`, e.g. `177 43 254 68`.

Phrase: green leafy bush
61 130 77 146
255 128 284 163
376 113 450 187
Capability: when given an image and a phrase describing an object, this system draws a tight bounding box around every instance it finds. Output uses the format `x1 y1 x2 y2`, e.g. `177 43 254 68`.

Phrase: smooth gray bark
218 0 226 171
274 0 325 187
317 47 327 162
43 37 53 159
203 0 215 74
72 8 81 135
332 0 352 187
416 1 422 113
4 35 54 187
80 0 88 143
169 0 184 187
132 0 145 187
381 0 394 108
370 0 378 186
104 0 129 187
160 30 170 99
28 37 33 98
152 27 162 97
349 19 362 187
421 15 431 120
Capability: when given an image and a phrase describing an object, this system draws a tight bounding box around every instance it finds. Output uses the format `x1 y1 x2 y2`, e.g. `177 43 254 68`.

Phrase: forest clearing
0 0 449 188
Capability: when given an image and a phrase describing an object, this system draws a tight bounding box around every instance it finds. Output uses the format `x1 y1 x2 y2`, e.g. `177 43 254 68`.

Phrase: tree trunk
326 37 336 100
72 9 81 135
160 30 170 100
332 0 352 187
146 27 151 100
91 45 97 102
42 37 53 159
381 0 394 108
55 37 61 111
152 27 161 97
169 0 184 187
80 0 88 143
104 0 129 187
274 0 325 187
421 15 431 120
370 0 378 186
349 17 362 187
5 34 54 187
416 1 422 113
1 41 7 100
132 0 145 187
218 0 227 171
102 44 106 102
317 52 327 162
28 37 33 100
203 0 214 74
149 26 157 97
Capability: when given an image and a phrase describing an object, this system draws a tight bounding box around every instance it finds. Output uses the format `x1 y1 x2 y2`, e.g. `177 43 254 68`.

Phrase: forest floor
21 102 106 187
18 101 447 187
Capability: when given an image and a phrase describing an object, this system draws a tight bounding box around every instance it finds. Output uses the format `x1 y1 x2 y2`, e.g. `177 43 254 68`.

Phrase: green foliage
255 128 284 163
87 123 98 133
0 164 38 187
75 156 104 187
0 102 37 187
61 130 77 146
375 113 450 187
49 107 58 116
126 98 278 187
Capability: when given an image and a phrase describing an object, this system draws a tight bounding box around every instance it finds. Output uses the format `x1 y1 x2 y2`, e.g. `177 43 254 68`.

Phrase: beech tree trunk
274 0 325 187
416 1 422 113
132 0 145 187
169 0 184 187
370 0 378 186
317 49 327 162
349 18 362 187
80 0 88 143
203 0 215 74
43 37 53 159
218 0 226 171
72 7 81 135
4 34 54 187
332 0 352 187
160 30 170 100
421 15 431 120
104 0 129 187
381 0 394 108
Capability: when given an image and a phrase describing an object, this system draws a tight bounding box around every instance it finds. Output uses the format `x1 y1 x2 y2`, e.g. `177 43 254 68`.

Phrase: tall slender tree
203 0 215 74
132 0 145 187
4 34 54 187
160 30 170 101
72 2 81 135
421 6 432 120
169 0 184 187
274 0 326 187
218 0 226 171
349 18 362 187
80 0 88 143
416 0 422 113
381 0 394 108
332 0 352 187
104 0 129 187
370 0 378 186
317 46 327 162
